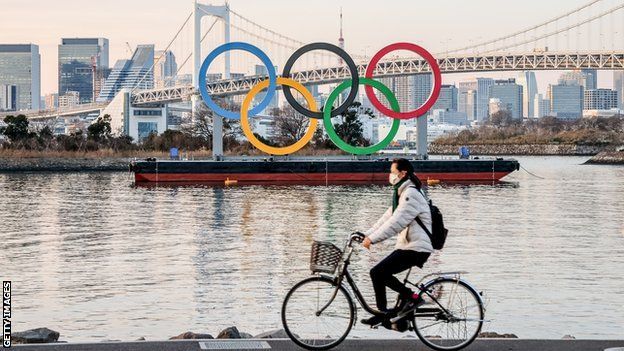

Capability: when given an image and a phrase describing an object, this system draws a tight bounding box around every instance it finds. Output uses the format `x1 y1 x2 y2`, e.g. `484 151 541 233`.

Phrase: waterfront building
44 93 59 109
476 78 494 121
584 88 619 110
59 38 109 103
154 50 177 88
432 84 458 111
97 45 154 102
613 71 624 109
431 109 468 125
58 91 80 109
533 94 550 118
489 79 523 119
548 83 584 119
458 80 477 120
412 74 432 113
0 44 40 110
517 71 538 118
0 84 18 111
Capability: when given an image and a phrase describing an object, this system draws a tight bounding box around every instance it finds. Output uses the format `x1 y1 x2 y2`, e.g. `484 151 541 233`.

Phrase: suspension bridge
4 0 624 156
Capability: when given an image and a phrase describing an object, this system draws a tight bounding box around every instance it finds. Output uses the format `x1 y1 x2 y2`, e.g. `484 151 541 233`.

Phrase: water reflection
1 157 623 341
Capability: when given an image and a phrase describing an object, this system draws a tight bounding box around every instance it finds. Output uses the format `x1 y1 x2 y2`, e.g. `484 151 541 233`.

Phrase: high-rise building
584 89 619 110
458 80 477 120
97 45 154 102
614 71 624 109
489 79 523 119
559 70 596 91
411 74 432 112
154 50 177 88
476 78 494 121
44 93 58 109
58 91 80 109
517 71 538 118
0 44 40 110
548 83 584 119
432 84 458 111
533 94 550 118
254 64 279 111
581 69 597 90
59 38 109 103
0 84 18 111
465 90 477 121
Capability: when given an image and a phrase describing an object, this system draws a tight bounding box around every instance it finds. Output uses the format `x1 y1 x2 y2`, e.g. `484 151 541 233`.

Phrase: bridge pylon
192 0 230 159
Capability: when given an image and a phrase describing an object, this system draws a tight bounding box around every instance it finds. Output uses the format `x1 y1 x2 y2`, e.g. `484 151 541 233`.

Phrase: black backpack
411 187 448 250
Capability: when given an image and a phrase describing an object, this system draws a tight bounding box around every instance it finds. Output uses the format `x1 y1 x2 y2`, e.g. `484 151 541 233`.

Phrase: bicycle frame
315 234 468 321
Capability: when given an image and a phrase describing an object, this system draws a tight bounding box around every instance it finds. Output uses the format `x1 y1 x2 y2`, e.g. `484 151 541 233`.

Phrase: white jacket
365 179 434 253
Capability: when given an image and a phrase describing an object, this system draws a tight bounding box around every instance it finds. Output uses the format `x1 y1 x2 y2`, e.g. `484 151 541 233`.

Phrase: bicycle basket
310 241 343 273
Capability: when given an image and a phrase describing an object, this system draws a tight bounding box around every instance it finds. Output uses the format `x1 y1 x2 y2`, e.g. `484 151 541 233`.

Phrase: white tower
192 0 230 159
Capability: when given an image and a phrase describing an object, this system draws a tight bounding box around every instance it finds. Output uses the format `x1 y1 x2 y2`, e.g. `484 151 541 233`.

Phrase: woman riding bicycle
361 158 434 326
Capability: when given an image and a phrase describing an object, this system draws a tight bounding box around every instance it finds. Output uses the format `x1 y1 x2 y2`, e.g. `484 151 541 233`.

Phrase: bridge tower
192 0 230 160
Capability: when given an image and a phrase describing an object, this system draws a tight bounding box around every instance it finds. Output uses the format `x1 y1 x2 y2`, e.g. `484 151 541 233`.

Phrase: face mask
389 173 401 185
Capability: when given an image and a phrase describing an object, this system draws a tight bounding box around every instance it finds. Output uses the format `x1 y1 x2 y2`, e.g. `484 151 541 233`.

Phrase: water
1 156 623 341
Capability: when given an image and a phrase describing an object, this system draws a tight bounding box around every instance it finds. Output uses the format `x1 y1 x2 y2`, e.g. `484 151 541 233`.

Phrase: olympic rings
365 42 442 119
199 41 441 155
324 78 401 155
198 42 277 120
240 77 318 155
282 42 359 119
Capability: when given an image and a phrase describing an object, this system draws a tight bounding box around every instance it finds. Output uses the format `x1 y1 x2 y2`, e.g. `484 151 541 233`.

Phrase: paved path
11 339 624 351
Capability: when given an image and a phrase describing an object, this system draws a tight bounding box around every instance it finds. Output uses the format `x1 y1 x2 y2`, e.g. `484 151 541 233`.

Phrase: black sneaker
360 312 389 326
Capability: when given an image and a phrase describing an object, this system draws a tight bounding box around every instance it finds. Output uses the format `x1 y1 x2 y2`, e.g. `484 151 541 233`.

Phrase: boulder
255 329 295 339
478 331 518 338
217 326 241 339
169 331 213 340
12 328 60 344
239 332 254 339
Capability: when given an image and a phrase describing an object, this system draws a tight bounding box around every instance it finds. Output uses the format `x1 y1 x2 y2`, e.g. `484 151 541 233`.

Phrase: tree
271 105 311 146
87 114 112 142
1 115 32 143
488 110 513 126
331 101 371 147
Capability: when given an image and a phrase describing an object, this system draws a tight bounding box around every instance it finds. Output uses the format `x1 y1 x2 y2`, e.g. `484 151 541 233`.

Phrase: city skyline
1 0 617 95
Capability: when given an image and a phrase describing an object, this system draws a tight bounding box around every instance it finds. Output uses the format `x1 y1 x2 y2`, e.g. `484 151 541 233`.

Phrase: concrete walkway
12 339 624 351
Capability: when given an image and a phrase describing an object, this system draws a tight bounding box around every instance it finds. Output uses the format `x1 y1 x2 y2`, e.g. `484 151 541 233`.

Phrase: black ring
282 42 359 119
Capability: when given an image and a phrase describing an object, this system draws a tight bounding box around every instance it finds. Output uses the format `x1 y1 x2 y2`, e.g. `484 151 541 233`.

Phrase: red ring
364 42 442 120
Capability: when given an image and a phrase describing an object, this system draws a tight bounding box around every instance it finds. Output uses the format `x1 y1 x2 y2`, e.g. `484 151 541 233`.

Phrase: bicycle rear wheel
412 277 484 351
281 276 354 350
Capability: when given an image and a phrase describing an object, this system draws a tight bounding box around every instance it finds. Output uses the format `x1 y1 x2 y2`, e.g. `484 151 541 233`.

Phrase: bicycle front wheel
412 277 484 351
281 276 354 350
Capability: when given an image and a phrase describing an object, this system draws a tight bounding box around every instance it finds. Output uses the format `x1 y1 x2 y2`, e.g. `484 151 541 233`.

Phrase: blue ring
198 42 277 120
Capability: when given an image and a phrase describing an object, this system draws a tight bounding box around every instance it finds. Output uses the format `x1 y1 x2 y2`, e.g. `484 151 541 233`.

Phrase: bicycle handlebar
350 231 366 243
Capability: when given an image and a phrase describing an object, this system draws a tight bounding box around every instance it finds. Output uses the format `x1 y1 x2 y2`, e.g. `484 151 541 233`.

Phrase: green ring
323 78 400 155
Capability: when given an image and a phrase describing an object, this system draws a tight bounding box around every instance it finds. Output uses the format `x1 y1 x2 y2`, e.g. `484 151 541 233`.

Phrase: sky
1 0 619 95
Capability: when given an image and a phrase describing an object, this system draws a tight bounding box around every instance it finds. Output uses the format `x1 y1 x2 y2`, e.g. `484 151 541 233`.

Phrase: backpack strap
408 186 434 241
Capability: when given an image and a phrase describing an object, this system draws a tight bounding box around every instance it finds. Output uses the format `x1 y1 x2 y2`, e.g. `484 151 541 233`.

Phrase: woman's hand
362 236 372 250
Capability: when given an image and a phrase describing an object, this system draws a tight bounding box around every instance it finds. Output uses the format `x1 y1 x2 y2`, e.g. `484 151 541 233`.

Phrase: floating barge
130 156 520 185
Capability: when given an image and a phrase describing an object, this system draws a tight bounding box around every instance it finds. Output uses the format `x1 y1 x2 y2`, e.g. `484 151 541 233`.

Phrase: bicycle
281 232 485 350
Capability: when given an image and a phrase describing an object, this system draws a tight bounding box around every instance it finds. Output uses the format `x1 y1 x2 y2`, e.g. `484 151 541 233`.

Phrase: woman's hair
392 158 422 189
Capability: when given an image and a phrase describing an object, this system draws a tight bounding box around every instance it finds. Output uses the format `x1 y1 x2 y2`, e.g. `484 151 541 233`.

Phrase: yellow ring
241 77 318 155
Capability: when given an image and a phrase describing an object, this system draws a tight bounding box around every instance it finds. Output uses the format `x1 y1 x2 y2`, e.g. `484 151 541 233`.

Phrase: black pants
370 249 431 311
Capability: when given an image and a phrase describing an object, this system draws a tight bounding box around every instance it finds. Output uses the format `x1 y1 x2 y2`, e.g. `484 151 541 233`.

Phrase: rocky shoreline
428 143 607 156
11 327 584 344
0 157 132 172
584 150 624 165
